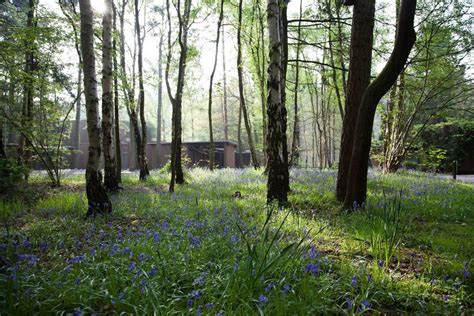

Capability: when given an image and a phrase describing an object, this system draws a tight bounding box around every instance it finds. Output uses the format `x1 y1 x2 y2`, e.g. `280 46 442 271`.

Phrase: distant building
66 120 245 170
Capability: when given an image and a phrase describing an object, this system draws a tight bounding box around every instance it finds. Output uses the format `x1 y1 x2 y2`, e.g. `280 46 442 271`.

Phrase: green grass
0 168 472 314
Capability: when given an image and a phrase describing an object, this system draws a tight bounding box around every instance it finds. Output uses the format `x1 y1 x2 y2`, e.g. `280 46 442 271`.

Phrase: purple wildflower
128 261 136 272
153 232 160 243
70 255 85 264
264 282 276 292
305 263 319 275
345 297 353 310
39 242 48 253
187 299 193 307
282 284 291 294
463 269 471 278
72 308 82 316
377 260 383 268
205 303 214 310
361 299 370 309
149 265 158 277
75 277 81 285
351 276 358 287
258 294 268 305
138 253 147 262
191 290 202 299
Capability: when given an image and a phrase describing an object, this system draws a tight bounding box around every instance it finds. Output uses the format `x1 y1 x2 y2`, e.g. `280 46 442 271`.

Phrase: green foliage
415 119 474 172
366 192 409 269
0 157 25 195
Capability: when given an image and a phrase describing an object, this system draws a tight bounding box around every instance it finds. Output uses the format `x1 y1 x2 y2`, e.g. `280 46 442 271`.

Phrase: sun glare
91 0 107 15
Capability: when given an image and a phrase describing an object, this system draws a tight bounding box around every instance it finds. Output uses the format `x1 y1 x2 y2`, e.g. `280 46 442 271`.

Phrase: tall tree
289 0 303 166
59 0 82 169
344 0 417 208
112 3 122 183
135 0 150 180
166 0 192 191
221 23 229 141
335 0 375 202
79 0 112 216
266 0 289 204
156 8 165 166
208 0 225 170
237 0 260 169
102 0 119 191
17 0 37 180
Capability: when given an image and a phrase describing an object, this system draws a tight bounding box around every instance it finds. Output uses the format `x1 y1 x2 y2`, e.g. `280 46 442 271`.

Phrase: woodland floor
0 168 473 314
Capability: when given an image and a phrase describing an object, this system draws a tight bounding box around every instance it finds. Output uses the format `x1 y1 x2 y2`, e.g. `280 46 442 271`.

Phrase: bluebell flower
345 297 353 309
139 253 147 262
377 260 383 268
215 312 223 316
443 294 449 302
70 255 85 264
463 269 471 278
149 265 158 277
72 308 82 316
305 263 319 275
128 261 136 272
282 284 291 294
0 243 7 251
230 235 238 243
264 282 276 292
75 277 81 285
187 299 193 307
351 276 358 287
309 245 318 259
90 248 96 257
191 290 202 299
196 305 203 316
190 236 201 248
205 303 214 310
109 244 119 257
39 242 48 253
23 239 30 248
258 294 268 305
153 233 160 243
361 299 370 309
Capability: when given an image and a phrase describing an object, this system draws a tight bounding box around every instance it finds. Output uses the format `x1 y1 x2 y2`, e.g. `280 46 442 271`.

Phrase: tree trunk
344 0 416 209
336 0 375 201
73 66 82 169
113 4 122 182
79 0 112 216
266 0 289 204
289 0 303 166
208 0 224 170
135 0 150 181
102 0 119 191
17 0 37 180
157 13 164 167
166 0 191 191
221 24 229 141
237 0 260 169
